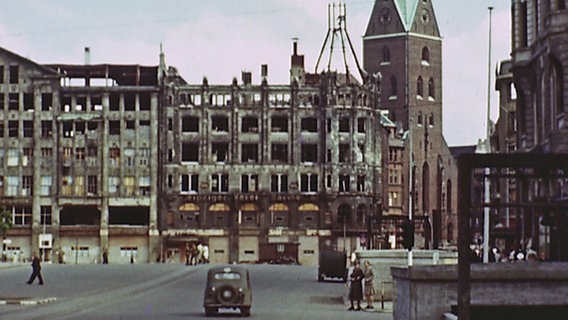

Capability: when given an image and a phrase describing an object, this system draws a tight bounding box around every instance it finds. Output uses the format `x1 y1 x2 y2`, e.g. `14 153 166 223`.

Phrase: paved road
0 263 392 320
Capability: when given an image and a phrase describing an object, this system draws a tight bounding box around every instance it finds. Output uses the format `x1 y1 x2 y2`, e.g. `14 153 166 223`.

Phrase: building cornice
363 32 442 42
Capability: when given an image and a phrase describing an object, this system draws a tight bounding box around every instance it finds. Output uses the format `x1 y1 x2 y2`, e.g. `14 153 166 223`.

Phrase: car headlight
210 287 216 292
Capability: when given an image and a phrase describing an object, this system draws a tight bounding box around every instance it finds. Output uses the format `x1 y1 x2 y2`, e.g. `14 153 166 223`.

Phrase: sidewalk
0 262 26 269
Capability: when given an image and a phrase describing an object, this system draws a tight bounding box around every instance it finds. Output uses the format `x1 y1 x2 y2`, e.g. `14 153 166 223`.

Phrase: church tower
363 0 456 247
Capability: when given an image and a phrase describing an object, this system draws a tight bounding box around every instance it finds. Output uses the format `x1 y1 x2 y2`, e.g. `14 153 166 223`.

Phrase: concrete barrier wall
391 262 568 320
356 249 457 300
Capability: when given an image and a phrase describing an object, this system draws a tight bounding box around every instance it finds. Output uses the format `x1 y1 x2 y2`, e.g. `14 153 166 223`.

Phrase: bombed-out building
158 41 388 265
0 47 161 264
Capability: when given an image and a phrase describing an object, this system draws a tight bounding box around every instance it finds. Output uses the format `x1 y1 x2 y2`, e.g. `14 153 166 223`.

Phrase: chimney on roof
242 70 252 85
84 47 91 65
261 64 268 82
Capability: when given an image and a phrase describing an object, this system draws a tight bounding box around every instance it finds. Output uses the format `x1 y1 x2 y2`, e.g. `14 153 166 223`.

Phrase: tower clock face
420 9 430 25
379 7 392 25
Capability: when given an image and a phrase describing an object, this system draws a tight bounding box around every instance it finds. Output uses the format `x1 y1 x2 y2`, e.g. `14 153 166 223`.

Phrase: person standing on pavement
27 252 44 285
348 261 363 311
363 260 375 309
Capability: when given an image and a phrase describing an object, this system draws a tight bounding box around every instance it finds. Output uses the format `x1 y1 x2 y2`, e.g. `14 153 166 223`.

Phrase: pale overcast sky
0 0 510 146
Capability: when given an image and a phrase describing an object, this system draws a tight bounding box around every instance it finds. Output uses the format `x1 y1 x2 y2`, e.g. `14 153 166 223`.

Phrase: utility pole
483 6 494 264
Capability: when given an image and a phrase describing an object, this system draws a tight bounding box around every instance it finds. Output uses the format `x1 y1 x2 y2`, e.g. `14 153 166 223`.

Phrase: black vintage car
203 266 252 317
318 250 348 282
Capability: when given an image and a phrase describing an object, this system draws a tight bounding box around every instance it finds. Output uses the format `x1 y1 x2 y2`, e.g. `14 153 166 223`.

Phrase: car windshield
213 272 241 280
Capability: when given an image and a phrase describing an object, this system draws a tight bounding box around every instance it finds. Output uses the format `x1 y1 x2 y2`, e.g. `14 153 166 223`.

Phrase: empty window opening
357 175 365 192
212 116 229 132
75 121 85 135
124 93 136 111
126 120 135 130
139 93 151 111
109 120 121 135
41 121 52 138
357 118 366 133
182 116 199 132
241 144 258 163
301 117 318 132
62 122 73 137
271 143 288 163
109 206 149 225
271 116 288 132
212 143 228 162
339 117 350 133
182 142 199 162
9 65 18 84
8 93 18 110
301 144 317 163
110 93 120 111
41 93 52 111
24 93 34 111
339 144 350 163
76 96 86 111
339 175 350 192
60 95 72 112
23 120 33 138
242 116 259 133
91 95 103 111
0 65 3 84
60 206 100 225
8 121 18 137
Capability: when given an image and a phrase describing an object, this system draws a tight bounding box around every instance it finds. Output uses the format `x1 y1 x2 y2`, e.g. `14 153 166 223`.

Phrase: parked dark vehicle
203 266 252 317
318 250 348 282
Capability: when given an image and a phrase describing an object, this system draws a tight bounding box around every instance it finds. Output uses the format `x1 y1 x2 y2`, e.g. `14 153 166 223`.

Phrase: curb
0 297 57 305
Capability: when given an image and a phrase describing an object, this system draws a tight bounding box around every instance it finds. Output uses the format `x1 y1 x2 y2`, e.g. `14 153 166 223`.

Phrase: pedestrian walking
363 260 375 309
27 252 44 285
348 261 363 311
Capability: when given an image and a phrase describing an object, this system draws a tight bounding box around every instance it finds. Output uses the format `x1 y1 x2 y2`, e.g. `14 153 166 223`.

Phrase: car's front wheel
241 306 251 317
205 307 216 317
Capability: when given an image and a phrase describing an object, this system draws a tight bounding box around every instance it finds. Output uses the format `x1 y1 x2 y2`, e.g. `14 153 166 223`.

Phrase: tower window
417 76 424 98
382 46 390 64
428 78 435 99
421 47 430 65
390 76 397 97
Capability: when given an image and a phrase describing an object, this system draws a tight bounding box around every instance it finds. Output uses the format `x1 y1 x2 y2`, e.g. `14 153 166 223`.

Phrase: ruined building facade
0 41 387 265
362 0 458 248
0 48 161 263
158 42 386 265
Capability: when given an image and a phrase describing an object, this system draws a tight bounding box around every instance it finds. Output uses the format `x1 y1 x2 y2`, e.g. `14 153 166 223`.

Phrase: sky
0 0 511 146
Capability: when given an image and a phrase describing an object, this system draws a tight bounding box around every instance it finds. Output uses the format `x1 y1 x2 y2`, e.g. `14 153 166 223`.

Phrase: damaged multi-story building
0 40 389 265
0 47 161 264
158 40 388 265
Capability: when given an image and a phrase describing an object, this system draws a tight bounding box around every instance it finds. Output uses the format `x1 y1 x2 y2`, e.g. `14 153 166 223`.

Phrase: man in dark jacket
27 252 44 285
348 261 363 311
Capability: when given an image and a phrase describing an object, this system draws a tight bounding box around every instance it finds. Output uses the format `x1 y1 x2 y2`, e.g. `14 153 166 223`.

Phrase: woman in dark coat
348 261 363 311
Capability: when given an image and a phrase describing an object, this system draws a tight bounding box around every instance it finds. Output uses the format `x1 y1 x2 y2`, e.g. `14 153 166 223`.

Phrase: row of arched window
382 46 430 64
382 45 435 99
